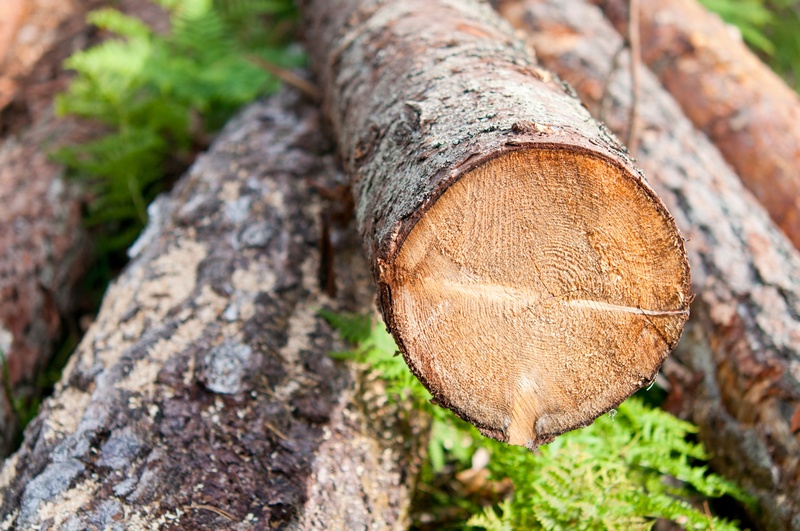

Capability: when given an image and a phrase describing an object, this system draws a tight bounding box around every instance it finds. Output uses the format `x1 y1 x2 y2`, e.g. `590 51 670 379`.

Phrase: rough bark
0 89 421 530
497 0 800 527
0 122 89 456
590 0 800 251
299 0 690 450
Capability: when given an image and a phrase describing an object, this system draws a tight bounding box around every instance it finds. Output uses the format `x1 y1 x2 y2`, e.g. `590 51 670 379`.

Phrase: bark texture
498 0 800 527
0 124 89 456
299 0 690 449
0 89 421 530
591 0 800 251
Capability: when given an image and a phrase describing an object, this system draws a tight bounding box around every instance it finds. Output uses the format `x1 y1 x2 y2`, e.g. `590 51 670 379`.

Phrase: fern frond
324 314 753 530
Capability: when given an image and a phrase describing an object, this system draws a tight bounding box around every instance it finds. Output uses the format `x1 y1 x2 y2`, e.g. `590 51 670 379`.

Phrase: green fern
54 0 300 253
322 313 754 530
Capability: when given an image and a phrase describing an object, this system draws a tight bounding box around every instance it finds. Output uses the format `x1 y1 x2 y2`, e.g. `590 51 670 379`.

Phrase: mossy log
591 0 800 251
299 0 690 450
496 0 800 527
0 90 421 530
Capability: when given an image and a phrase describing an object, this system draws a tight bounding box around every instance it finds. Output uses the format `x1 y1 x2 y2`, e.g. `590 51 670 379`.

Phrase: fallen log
298 0 691 450
590 0 800 251
0 89 421 529
497 0 800 527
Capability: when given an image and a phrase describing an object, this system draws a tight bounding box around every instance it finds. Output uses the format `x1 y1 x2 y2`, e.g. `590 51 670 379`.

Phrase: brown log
590 0 800 251
497 0 800 527
0 0 171 456
298 0 690 450
0 0 104 455
0 89 421 529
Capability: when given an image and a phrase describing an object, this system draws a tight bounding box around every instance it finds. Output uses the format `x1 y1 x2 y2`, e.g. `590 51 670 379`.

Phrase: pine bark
590 0 800 251
0 90 421 530
299 0 690 449
497 0 800 527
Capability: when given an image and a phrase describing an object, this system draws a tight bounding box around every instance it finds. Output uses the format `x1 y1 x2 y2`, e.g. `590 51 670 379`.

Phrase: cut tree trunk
298 0 691 450
496 0 800 527
0 89 422 530
590 0 800 251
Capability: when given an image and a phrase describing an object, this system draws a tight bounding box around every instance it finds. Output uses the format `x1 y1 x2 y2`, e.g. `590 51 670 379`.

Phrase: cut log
0 89 421 529
496 0 800 527
590 0 800 251
298 0 691 449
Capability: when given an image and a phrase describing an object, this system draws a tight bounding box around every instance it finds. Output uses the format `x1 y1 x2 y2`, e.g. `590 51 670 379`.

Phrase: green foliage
322 312 754 530
700 0 800 88
468 400 751 530
54 0 301 253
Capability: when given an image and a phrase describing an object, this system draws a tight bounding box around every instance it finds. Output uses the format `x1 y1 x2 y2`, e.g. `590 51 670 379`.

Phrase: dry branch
0 90 420 530
591 0 800 251
299 0 690 449
497 0 800 527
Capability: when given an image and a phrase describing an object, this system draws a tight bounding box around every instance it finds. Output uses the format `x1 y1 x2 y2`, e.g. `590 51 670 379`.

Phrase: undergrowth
321 310 754 530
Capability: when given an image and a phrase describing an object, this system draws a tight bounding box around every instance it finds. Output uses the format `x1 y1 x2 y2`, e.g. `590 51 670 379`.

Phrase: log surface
0 89 419 530
498 0 800 527
592 0 800 250
300 0 690 449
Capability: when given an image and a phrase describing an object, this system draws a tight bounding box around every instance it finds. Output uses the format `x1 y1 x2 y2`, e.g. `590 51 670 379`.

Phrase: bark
0 89 421 530
299 0 690 450
0 123 89 456
497 0 800 527
590 0 800 251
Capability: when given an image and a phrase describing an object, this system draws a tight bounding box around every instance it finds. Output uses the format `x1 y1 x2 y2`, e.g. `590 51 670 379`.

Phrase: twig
599 42 626 124
626 0 641 155
247 55 322 103
703 500 716 530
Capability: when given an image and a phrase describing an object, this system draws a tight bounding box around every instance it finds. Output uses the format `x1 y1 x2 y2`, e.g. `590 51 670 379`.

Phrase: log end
385 148 690 448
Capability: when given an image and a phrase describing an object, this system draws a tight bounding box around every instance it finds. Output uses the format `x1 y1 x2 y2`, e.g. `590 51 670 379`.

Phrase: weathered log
590 0 800 251
0 89 421 529
299 0 690 450
497 0 800 527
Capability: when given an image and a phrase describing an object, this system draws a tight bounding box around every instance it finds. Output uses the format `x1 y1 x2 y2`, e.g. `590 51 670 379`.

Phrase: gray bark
498 1 800 527
0 89 420 530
